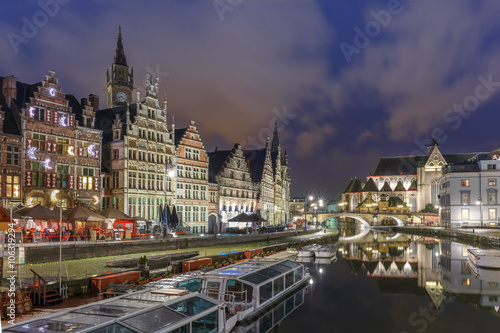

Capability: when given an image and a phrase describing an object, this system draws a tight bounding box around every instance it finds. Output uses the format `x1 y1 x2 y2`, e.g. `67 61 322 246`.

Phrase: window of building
431 179 440 206
185 206 191 222
34 107 45 121
488 164 497 170
193 206 199 222
33 134 46 151
489 179 497 186
489 208 496 221
6 145 19 165
193 149 200 161
113 171 119 188
461 191 470 205
57 164 69 189
461 179 470 187
489 190 497 205
82 168 94 190
5 176 20 198
461 209 469 221
113 149 119 160
31 162 46 187
210 191 216 203
57 138 70 155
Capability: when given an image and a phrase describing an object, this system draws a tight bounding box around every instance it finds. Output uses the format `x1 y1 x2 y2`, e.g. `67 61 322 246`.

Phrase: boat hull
468 248 500 269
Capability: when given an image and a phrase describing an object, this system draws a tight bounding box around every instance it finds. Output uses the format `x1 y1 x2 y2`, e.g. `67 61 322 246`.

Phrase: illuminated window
33 134 46 152
57 138 70 155
488 191 497 205
5 176 20 198
31 162 46 187
461 192 470 205
489 179 497 186
82 168 94 190
461 179 470 187
462 278 470 286
489 208 496 221
56 164 69 189
461 209 469 221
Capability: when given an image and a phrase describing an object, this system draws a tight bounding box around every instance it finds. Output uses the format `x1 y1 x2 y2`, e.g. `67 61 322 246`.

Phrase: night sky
2 0 500 199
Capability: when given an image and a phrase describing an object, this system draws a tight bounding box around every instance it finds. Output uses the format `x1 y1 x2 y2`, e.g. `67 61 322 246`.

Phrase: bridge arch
384 215 405 226
317 213 371 229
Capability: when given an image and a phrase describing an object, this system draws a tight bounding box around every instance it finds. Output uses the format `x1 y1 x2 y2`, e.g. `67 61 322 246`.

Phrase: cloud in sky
1 0 500 195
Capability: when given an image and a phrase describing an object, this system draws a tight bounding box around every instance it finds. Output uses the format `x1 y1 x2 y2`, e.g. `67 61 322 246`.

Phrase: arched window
351 196 357 210
431 179 439 207
409 194 417 212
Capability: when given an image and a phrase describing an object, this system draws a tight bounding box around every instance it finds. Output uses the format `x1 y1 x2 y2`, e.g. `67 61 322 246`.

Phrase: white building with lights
439 154 500 228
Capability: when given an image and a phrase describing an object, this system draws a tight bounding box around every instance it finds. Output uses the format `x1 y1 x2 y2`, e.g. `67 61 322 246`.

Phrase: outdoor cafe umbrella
18 204 62 220
170 205 179 229
228 213 266 228
99 207 132 220
65 206 106 223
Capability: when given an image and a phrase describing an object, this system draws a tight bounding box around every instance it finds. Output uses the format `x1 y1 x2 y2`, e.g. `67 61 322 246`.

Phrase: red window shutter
52 142 57 152
69 114 75 127
46 109 52 123
78 147 83 157
46 142 52 152
26 139 33 149
69 175 74 189
94 177 99 191
25 171 32 186
52 173 57 188
78 176 83 190
45 173 51 188
53 111 58 124
95 148 100 159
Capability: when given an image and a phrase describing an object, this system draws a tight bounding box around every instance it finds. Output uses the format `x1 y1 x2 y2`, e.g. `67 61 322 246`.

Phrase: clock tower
106 26 133 108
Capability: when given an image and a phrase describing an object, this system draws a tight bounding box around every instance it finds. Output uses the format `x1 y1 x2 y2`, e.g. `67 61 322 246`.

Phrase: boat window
285 272 294 289
2 319 92 332
166 324 190 333
168 297 216 316
240 272 268 285
122 307 186 332
225 279 253 302
259 281 273 304
92 323 136 333
270 262 293 273
294 266 303 281
206 281 221 300
295 290 304 306
192 310 218 333
280 260 300 269
258 267 281 279
273 276 284 296
177 278 203 292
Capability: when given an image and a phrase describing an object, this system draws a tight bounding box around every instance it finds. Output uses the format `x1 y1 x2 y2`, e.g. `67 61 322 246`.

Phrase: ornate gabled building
174 121 209 233
208 144 259 227
97 29 175 221
5 72 102 209
0 76 22 207
343 138 486 213
243 137 275 224
270 123 291 225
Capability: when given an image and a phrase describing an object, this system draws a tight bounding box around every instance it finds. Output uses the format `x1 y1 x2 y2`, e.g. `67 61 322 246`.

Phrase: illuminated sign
44 158 52 170
68 146 75 156
93 195 99 205
59 114 67 127
49 88 56 96
28 106 35 118
87 144 96 157
51 190 59 201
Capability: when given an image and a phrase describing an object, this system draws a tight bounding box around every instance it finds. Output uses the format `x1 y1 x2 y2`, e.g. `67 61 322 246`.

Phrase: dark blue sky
2 0 500 199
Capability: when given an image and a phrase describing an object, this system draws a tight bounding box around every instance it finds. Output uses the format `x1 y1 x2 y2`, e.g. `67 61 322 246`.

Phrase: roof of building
388 196 405 207
174 128 188 147
363 178 378 192
243 149 267 183
394 181 406 191
408 180 417 190
207 149 232 183
344 178 365 193
114 26 128 66
380 182 393 192
96 103 138 143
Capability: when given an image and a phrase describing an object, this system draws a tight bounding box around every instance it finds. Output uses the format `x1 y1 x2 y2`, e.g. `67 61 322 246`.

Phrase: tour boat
4 258 310 333
314 244 338 258
467 248 500 269
297 244 321 257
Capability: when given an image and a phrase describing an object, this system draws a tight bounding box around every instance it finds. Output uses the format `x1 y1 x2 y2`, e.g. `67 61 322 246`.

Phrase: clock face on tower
116 92 127 102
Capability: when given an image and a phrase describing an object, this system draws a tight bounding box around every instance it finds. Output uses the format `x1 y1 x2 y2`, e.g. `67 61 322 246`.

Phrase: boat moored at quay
4 258 310 333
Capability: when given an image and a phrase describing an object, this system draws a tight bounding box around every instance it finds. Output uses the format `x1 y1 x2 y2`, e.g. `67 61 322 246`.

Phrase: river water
235 228 500 333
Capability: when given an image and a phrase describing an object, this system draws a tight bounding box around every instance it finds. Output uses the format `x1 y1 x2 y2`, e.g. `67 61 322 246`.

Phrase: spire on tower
271 121 280 153
114 26 128 66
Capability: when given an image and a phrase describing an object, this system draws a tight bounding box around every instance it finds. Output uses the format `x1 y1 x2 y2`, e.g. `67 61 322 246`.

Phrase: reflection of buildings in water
440 240 500 313
231 285 308 333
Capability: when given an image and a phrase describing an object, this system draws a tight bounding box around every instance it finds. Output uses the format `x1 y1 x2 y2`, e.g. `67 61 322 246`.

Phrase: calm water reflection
242 228 500 332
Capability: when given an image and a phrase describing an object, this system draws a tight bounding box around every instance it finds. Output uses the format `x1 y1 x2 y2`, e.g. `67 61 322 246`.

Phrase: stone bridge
316 211 409 228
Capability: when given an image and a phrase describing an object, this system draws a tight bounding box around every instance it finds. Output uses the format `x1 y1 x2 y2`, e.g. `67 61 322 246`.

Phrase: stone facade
174 121 209 233
97 30 175 221
22 72 101 208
